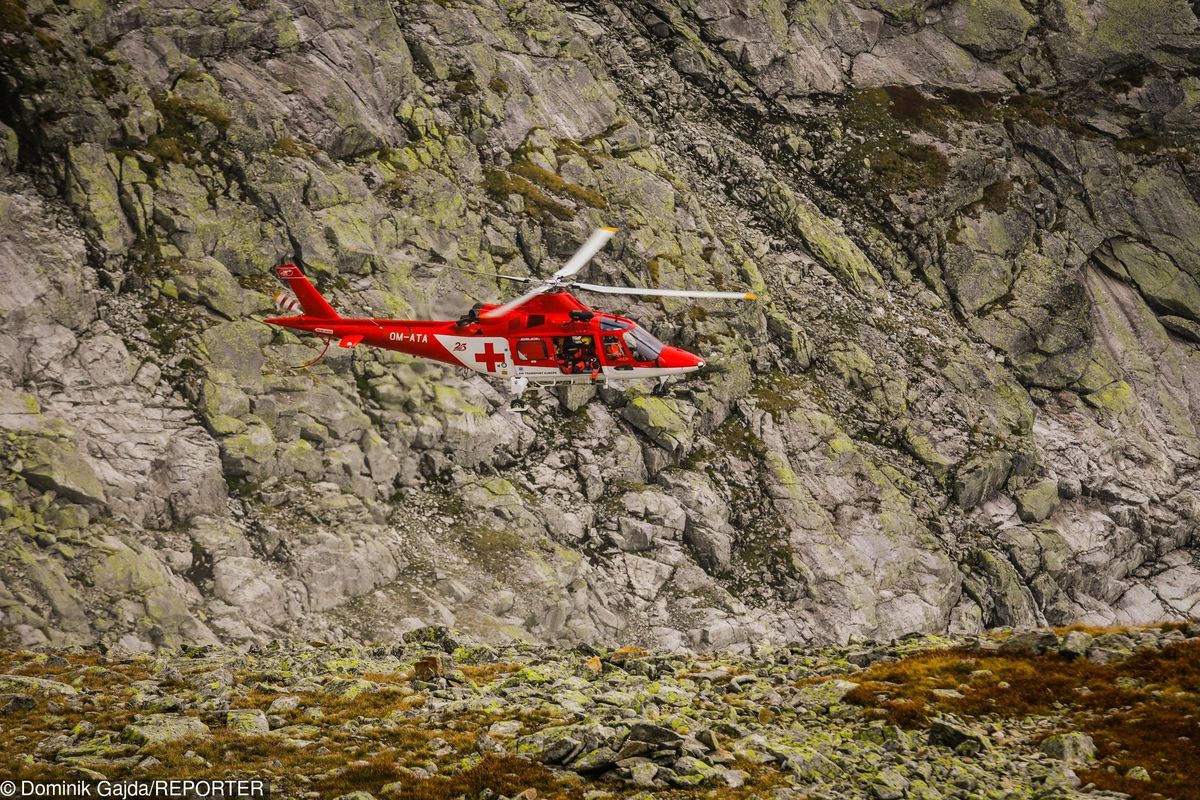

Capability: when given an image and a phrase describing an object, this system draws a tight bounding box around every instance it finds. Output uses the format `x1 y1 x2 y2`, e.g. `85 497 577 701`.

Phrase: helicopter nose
657 346 706 372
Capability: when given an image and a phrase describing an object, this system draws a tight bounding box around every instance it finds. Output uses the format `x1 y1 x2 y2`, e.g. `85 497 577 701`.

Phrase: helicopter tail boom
274 263 340 318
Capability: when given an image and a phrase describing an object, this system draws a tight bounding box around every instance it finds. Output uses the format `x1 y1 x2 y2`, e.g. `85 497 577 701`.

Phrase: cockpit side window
623 325 664 362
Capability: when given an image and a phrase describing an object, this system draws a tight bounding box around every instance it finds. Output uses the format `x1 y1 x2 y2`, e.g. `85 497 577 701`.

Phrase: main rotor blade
440 264 533 283
552 227 618 279
572 282 757 300
479 283 553 319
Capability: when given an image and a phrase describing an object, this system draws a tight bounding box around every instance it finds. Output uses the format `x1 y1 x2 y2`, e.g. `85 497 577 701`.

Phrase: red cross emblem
474 342 506 372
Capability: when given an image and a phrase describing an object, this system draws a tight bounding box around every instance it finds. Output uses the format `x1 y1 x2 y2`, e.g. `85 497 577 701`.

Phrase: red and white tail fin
274 263 340 318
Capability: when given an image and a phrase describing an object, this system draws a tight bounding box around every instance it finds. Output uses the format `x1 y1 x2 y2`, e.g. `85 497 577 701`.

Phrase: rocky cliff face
1 0 1198 654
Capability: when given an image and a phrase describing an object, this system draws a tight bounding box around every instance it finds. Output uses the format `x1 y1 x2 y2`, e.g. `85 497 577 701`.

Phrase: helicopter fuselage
266 290 705 387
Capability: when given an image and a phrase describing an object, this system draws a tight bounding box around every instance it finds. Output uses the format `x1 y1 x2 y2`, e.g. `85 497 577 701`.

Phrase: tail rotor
273 290 302 314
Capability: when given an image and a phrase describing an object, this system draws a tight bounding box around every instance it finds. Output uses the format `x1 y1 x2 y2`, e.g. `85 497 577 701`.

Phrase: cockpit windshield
623 325 664 362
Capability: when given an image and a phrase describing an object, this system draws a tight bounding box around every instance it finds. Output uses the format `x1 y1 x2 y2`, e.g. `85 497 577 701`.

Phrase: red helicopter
265 227 756 398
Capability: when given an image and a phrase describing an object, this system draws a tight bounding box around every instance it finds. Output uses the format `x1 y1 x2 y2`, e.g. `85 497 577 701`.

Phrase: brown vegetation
483 167 574 221
482 136 609 222
0 0 29 34
841 87 952 194
272 134 317 158
510 160 608 210
143 92 231 168
840 630 1200 800
385 753 577 800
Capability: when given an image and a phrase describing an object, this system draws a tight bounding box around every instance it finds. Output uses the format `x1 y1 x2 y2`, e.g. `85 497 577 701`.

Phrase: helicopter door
554 335 600 375
511 337 556 368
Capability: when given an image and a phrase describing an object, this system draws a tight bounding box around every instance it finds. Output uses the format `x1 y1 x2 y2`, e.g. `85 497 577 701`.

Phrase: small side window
603 336 627 360
516 339 549 361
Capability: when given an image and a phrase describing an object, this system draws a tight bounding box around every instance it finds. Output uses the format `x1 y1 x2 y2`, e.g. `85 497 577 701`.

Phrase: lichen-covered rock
1015 479 1059 523
1059 630 1094 659
211 558 291 628
622 396 696 455
938 0 1035 55
0 675 78 696
123 715 210 746
21 437 107 506
928 718 988 753
1039 732 1097 763
226 709 270 735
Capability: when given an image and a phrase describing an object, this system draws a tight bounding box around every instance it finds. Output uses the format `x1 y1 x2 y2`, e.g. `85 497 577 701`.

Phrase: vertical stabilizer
274 263 340 318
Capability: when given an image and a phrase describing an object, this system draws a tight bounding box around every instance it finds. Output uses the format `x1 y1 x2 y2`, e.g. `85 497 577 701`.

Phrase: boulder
0 675 78 696
953 452 1012 509
928 718 988 753
938 0 1036 54
1039 732 1096 763
683 525 733 573
871 768 911 800
628 721 684 747
226 709 270 735
267 696 301 715
1059 630 1094 658
488 720 523 737
515 724 593 764
323 679 378 699
123 715 210 746
622 396 695 455
0 694 38 714
413 654 451 681
212 557 289 626
1125 766 1151 781
571 745 619 773
1016 480 1060 522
